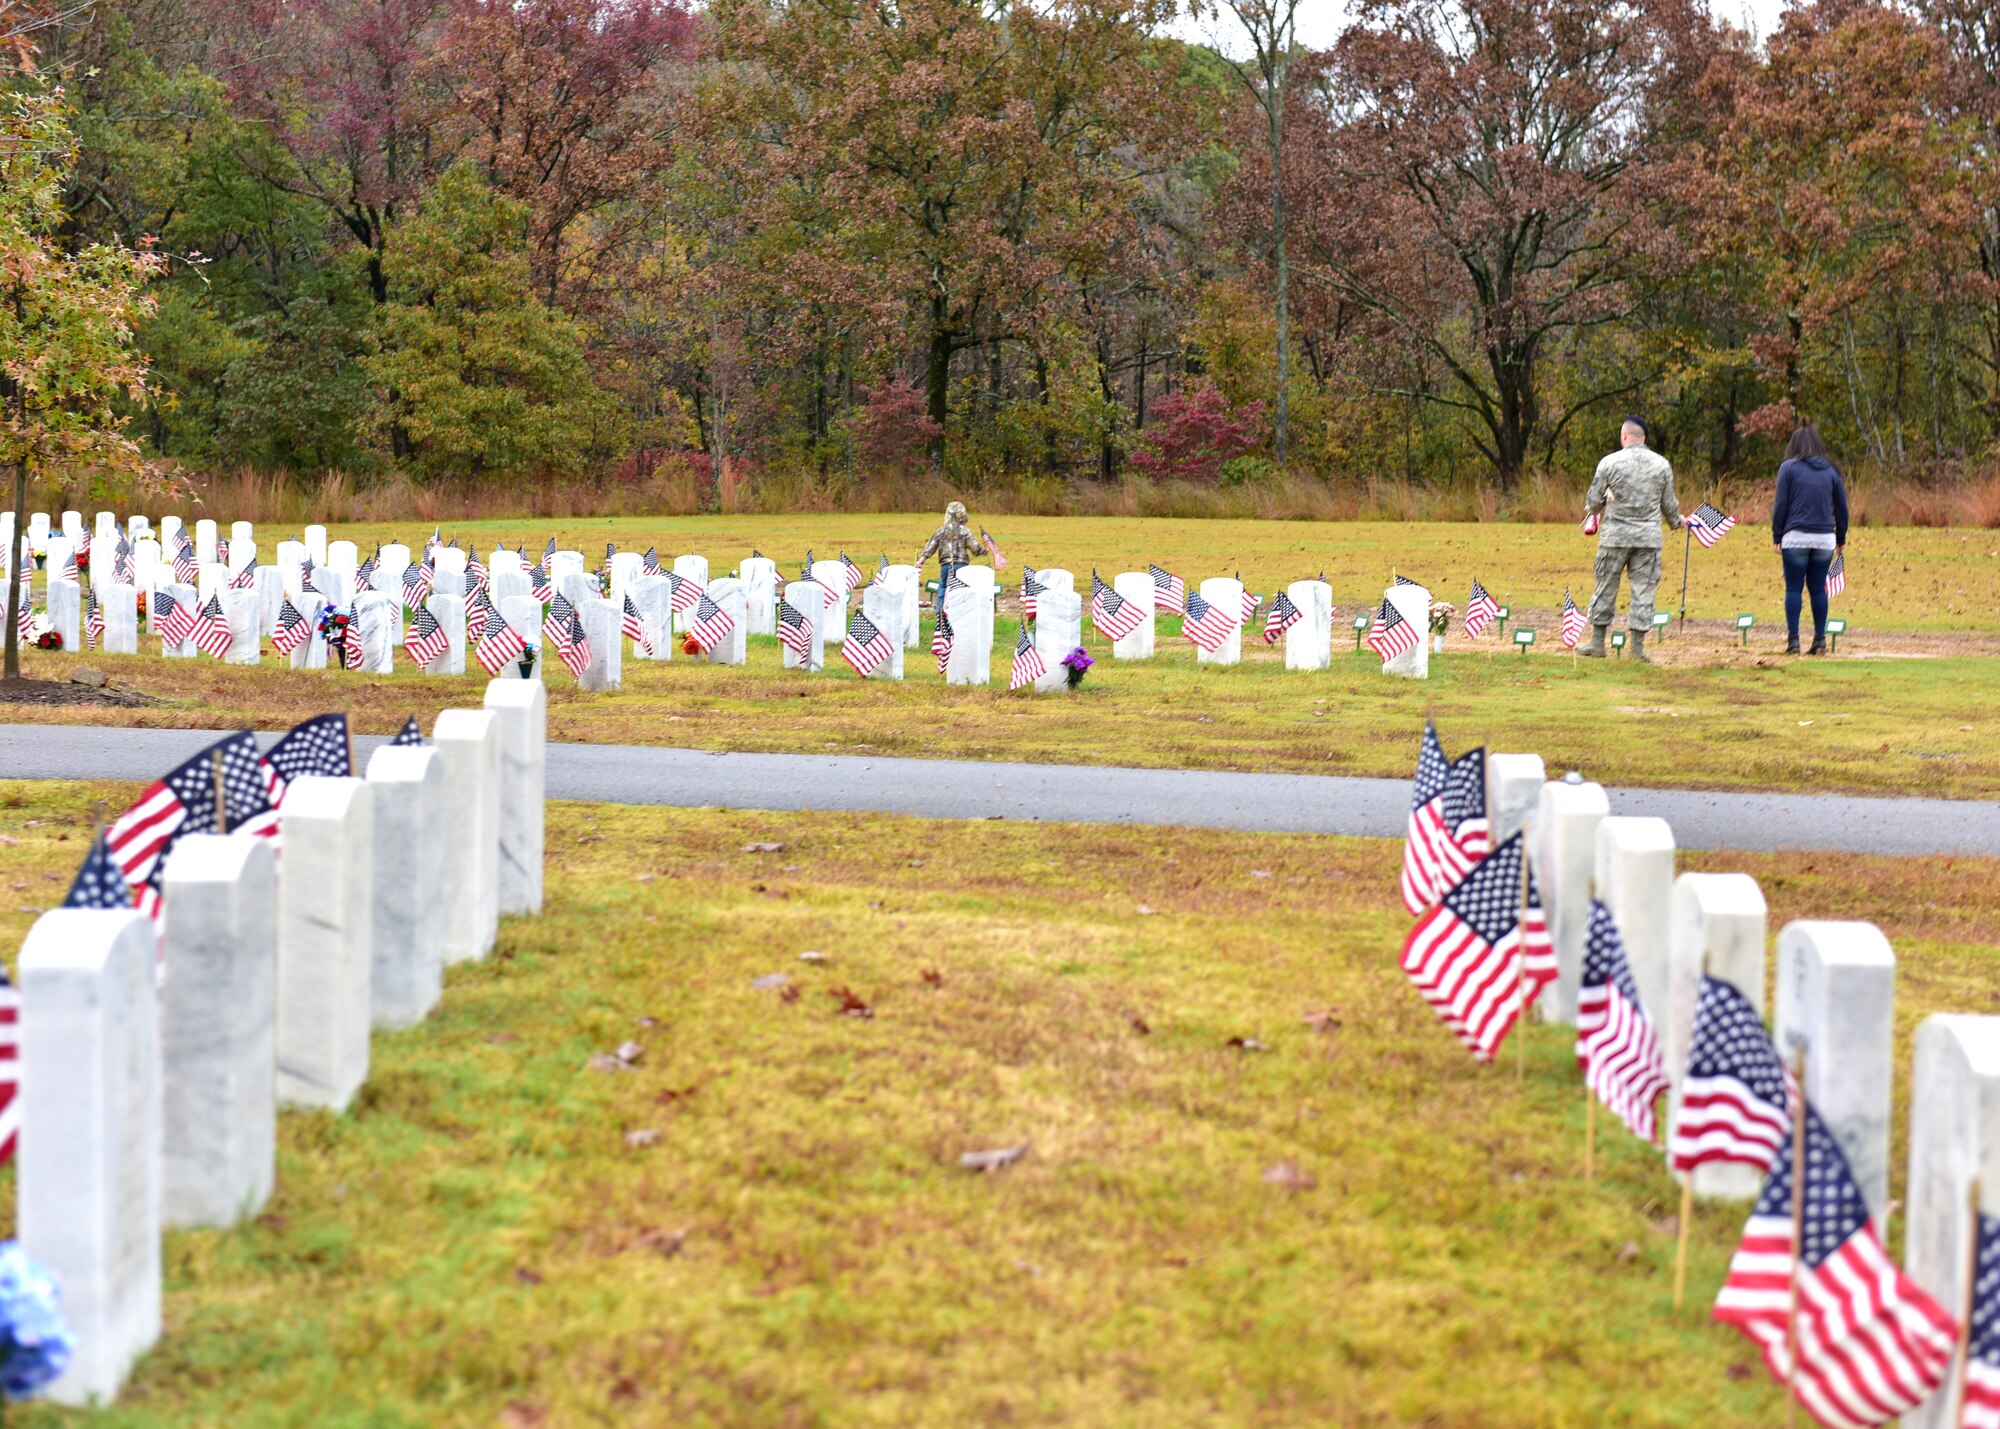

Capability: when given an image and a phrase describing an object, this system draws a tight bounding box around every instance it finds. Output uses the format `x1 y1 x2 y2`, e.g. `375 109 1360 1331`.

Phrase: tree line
15 0 2000 502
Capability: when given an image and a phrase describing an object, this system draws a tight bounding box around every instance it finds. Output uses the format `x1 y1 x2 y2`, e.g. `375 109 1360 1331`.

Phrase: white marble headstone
781 582 826 672
1110 571 1156 660
423 592 467 675
1196 577 1244 667
1532 778 1608 1025
1594 816 1676 1038
881 564 920 648
363 745 444 1030
944 578 993 686
433 709 501 960
497 595 542 681
741 556 778 635
483 679 546 916
1382 581 1431 678
304 524 328 566
810 560 853 642
1032 588 1082 693
857 584 907 680
1666 873 1767 1198
353 591 399 674
160 581 198 658
277 777 373 1113
577 596 622 691
1776 920 1896 1213
194 518 218 565
1284 580 1333 670
103 582 139 655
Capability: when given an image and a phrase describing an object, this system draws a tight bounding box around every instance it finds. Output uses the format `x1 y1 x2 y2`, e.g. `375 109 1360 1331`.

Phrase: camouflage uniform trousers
1589 545 1662 631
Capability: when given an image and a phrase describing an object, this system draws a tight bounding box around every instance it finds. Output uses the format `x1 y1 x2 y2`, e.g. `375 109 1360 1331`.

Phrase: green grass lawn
3 782 1997 1425
12 617 2000 800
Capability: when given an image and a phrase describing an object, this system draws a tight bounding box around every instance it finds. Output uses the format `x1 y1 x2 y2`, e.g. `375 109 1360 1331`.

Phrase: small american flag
226 557 256 590
687 592 734 654
466 551 488 595
931 608 955 674
73 531 90 566
530 562 553 603
1824 551 1845 599
468 589 498 642
391 716 425 746
84 589 105 648
1465 579 1500 637
839 552 864 593
1401 722 1452 915
543 593 577 658
13 593 30 641
265 712 352 805
666 570 702 614
777 596 813 661
1181 592 1235 653
402 560 434 606
559 611 592 678
404 605 449 668
543 536 558 569
1712 1103 1957 1426
0 958 17 1165
873 554 889 586
107 730 279 919
1239 588 1261 625
1263 591 1301 644
1365 597 1418 664
272 598 312 656
64 835 133 910
1020 568 1044 619
1091 571 1144 641
338 612 366 670
114 535 134 583
1008 623 1045 691
474 616 527 676
1575 901 1671 1143
172 536 198 584
841 611 893 677
1560 588 1587 648
1959 1213 2000 1429
1393 574 1423 589
622 594 650 654
801 548 815 579
356 551 378 588
1399 832 1556 1061
981 527 1008 568
1149 563 1185 614
1669 976 1792 1175
1440 748 1490 872
58 546 79 583
642 546 660 575
1687 502 1737 548
215 537 230 565
194 594 236 658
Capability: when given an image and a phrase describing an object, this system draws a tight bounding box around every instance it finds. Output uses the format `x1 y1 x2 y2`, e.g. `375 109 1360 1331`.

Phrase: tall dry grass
27 458 2000 528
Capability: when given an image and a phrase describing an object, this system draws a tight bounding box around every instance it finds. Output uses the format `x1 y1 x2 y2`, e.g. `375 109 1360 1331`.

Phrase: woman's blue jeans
1781 546 1833 642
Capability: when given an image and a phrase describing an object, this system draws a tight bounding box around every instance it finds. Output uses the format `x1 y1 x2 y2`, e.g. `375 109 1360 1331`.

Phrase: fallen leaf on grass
610 1379 640 1403
961 1141 1030 1172
1650 1215 1679 1237
624 1129 661 1149
1251 869 1272 879
1301 1009 1342 1035
631 1227 688 1258
799 949 827 963
656 1085 698 1106
615 1040 645 1066
500 1400 547 1428
1725 1363 1754 1382
514 1267 543 1286
752 973 791 990
1129 1015 1151 1035
1615 1241 1641 1263
742 841 784 853
634 1015 658 1028
486 1032 519 1045
632 873 656 884
920 967 943 988
576 834 603 845
778 985 800 1004
1226 1036 1270 1052
0 835 17 847
829 986 874 1018
1135 904 1156 916
586 1053 624 1074
1262 1159 1317 1191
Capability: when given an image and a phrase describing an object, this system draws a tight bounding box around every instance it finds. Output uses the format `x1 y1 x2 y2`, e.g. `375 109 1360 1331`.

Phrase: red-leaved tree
1127 381 1265 483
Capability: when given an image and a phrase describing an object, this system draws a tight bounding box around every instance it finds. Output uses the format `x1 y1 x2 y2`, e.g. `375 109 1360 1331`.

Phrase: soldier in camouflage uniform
1582 417 1682 663
916 501 981 609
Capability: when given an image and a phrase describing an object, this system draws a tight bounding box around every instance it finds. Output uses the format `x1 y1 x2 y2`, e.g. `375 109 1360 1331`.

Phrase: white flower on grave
26 612 51 638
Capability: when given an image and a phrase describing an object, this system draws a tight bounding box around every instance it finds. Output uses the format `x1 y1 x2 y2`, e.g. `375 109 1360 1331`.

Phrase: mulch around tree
0 675 160 709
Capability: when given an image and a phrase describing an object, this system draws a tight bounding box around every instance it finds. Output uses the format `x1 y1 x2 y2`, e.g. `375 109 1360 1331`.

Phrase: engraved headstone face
810 560 853 643
276 777 374 1113
433 709 501 961
1031 588 1082 693
46 577 80 652
881 565 920 648
780 579 826 673
290 592 330 670
195 518 218 565
304 524 328 566
1665 872 1766 1199
1382 580 1431 679
741 556 778 636
1485 753 1546 851
498 596 542 681
103 582 140 655
1533 778 1609 1027
671 555 709 633
19 907 163 1406
701 578 748 666
219 587 262 664
491 568 531 611
1111 571 1157 661
364 745 445 1029
422 592 467 675
1195 577 1244 668
943 579 993 686
858 583 906 680
1776 920 1897 1213
483 678 547 916
628 574 672 661
1283 579 1333 671
160 580 199 658
1593 815 1675 1035
353 591 400 673
577 597 622 691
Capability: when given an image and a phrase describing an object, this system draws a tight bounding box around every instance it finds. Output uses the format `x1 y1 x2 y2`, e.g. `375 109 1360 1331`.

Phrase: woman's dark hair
1785 424 1831 464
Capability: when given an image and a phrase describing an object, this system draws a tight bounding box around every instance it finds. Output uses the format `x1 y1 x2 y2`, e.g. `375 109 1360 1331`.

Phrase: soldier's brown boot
1579 624 1608 658
1630 628 1653 664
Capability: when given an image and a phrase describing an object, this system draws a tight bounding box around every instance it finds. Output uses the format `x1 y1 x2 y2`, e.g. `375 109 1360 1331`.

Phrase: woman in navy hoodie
1770 424 1849 655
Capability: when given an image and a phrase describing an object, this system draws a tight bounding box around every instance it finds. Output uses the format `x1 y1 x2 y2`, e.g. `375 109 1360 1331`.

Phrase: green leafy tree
0 84 164 678
364 162 625 480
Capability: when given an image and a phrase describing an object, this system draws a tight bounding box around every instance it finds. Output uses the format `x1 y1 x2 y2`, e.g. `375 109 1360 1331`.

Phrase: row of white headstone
12 680 547 1408
1486 755 1985 1427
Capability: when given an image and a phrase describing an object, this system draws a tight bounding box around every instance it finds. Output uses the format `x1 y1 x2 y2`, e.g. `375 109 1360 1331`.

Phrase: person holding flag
915 501 982 611
1580 415 1682 664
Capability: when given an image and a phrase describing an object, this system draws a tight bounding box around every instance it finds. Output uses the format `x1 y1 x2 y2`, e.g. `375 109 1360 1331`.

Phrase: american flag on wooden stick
1149 563 1185 614
1824 551 1845 599
404 605 448 669
58 546 79 583
1181 592 1235 653
1008 624 1045 691
356 551 378 588
402 559 433 606
1560 588 1587 648
980 528 1008 568
1399 832 1556 1061
467 589 497 642
1020 568 1044 619
0 959 18 1165
543 594 577 659
1091 572 1143 641
1364 597 1418 665
340 613 367 670
1239 587 1261 625
107 730 279 919
530 561 553 603
1958 1212 2000 1429
687 592 734 654
1668 976 1792 1175
1465 579 1500 637
666 570 702 614
560 611 592 678
228 558 258 590
1441 748 1490 871
84 589 104 649
216 537 230 565
265 713 352 806
13 594 30 642
1712 1104 1957 1427
193 595 235 658
474 616 526 676
931 608 955 674
873 554 889 586
1575 901 1671 1143
1687 502 1737 548
841 611 893 677
172 536 198 584
466 551 487 595
838 552 864 592
777 595 813 662
1401 722 1452 915
64 836 133 911
392 716 425 746
622 594 650 654
642 546 660 575
1263 591 1301 644
114 535 133 583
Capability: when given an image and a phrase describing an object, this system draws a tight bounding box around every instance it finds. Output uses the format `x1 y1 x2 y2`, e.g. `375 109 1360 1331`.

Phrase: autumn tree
0 85 164 678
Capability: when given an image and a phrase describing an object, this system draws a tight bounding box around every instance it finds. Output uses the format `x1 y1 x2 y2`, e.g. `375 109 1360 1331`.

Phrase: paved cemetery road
2 723 1997 857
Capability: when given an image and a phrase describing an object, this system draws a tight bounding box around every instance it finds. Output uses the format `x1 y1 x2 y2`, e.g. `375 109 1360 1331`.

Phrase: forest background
10 0 2000 525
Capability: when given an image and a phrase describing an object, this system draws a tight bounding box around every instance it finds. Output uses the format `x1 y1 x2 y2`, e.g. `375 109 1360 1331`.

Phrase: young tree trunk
4 458 23 682
1268 85 1290 466
926 317 953 466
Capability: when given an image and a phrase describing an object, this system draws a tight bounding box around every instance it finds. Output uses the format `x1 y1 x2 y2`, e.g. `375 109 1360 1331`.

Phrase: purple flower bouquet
1061 645 1093 689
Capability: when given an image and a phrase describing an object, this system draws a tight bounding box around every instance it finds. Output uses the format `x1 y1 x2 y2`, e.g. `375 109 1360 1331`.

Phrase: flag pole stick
212 748 227 833
1678 525 1693 635
1951 1175 1983 1425
345 718 356 778
1585 1091 1596 1183
1783 1044 1807 1429
1673 1174 1693 1310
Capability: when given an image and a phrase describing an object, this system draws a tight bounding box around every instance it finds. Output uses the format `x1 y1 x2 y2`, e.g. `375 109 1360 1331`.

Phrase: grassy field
11 617 2000 801
202 515 2000 634
2 782 1997 1425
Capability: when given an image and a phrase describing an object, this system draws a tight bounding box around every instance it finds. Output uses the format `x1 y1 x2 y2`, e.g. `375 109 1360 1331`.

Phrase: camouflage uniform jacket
1585 445 1682 550
917 519 980 566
